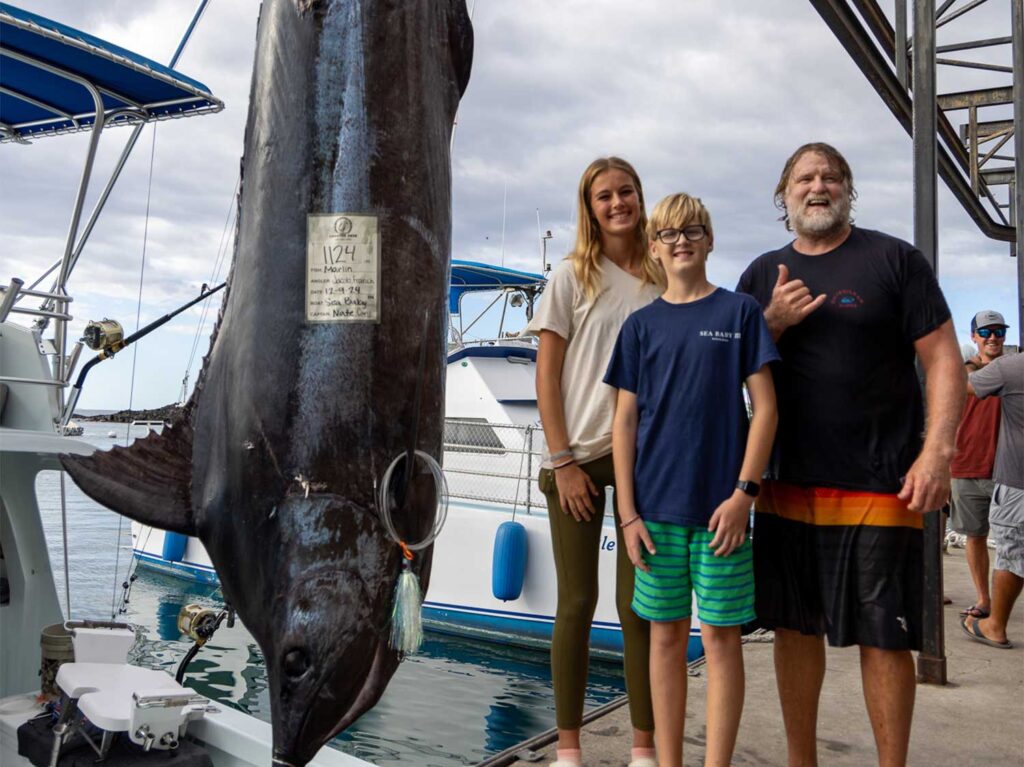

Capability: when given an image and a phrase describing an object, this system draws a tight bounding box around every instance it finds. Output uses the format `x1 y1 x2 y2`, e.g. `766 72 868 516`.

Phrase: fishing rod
60 281 226 427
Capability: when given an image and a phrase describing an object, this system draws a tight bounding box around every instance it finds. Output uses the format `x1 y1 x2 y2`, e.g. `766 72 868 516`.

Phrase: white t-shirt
525 256 659 466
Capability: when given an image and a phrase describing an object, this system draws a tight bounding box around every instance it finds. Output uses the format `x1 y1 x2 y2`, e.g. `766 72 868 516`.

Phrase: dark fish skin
61 1 472 764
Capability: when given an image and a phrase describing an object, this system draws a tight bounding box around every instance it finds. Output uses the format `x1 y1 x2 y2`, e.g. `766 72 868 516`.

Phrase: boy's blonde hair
570 157 664 302
647 193 714 242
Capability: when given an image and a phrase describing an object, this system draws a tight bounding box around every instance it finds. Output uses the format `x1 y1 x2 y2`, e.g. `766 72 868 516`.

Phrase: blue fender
491 521 528 601
161 531 188 562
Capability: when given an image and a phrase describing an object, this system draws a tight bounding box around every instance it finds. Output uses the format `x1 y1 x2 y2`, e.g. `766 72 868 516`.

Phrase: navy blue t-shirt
604 288 779 526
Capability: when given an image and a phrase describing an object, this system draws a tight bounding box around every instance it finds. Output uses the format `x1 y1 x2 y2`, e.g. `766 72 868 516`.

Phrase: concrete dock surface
501 546 1024 767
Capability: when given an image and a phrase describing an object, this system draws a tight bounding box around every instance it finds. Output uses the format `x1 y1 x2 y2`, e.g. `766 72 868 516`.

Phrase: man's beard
789 194 851 239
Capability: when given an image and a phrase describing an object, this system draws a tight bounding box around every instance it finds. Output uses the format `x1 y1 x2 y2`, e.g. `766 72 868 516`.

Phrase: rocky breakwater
76 404 182 424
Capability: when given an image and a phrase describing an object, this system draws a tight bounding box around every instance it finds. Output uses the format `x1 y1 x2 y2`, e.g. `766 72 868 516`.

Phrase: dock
486 545 1024 766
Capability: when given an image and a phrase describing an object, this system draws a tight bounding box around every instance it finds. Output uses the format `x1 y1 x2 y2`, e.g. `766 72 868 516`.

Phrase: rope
183 173 238 386
113 519 156 617
397 309 431 507
508 425 534 522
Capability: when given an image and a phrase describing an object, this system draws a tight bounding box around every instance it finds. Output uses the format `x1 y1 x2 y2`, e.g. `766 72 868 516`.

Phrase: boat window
444 418 505 454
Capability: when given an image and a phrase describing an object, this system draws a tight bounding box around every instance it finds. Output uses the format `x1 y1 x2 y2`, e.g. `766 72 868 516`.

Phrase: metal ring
376 449 449 551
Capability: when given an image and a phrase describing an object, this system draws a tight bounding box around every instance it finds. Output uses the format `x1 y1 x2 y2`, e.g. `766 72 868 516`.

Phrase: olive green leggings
539 453 654 731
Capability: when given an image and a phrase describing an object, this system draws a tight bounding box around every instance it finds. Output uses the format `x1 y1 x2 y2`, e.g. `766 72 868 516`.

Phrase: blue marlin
62 1 473 764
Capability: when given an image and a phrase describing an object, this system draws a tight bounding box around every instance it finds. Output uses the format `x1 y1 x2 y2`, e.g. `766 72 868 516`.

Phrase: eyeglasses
654 225 707 244
976 327 1007 339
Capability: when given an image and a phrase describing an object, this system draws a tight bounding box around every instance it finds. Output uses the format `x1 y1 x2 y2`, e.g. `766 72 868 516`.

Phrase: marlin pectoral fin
60 421 196 535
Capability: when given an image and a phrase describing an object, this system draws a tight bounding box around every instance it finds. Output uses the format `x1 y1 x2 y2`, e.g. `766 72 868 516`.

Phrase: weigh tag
306 214 380 323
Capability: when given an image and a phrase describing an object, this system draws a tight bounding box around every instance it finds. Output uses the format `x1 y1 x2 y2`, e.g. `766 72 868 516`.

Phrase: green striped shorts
632 521 755 626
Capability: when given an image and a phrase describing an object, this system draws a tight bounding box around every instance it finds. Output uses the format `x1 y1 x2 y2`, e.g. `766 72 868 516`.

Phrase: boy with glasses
605 193 779 767
950 310 1008 621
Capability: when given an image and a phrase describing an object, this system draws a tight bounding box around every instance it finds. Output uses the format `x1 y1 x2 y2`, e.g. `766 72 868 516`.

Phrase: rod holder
0 278 24 323
64 342 83 384
61 387 82 429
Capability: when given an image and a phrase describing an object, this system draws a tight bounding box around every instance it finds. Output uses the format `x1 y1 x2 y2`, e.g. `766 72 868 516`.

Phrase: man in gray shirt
961 350 1024 649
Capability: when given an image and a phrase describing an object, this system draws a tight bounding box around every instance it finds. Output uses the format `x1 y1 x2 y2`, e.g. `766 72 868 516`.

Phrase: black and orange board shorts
752 480 923 651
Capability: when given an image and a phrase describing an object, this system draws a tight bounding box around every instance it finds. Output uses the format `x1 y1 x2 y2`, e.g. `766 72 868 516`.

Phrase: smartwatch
736 480 761 498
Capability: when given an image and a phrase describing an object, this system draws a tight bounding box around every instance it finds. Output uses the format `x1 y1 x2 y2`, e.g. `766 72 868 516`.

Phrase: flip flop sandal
959 604 991 618
960 616 1012 649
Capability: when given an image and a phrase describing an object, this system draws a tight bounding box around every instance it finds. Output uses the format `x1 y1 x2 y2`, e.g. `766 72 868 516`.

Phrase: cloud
1 0 1017 408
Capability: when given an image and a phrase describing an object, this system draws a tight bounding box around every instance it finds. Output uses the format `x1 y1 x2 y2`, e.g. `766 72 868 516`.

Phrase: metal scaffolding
808 0 1021 685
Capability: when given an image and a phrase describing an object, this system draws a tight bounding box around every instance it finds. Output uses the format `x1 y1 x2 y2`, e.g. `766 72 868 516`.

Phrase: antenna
538 209 554 274
536 209 543 262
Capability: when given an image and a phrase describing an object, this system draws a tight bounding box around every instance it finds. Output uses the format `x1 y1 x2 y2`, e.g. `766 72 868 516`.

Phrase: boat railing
443 418 547 513
447 334 538 353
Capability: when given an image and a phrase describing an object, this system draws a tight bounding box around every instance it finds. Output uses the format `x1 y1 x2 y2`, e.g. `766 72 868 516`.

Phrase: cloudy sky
1 0 1017 410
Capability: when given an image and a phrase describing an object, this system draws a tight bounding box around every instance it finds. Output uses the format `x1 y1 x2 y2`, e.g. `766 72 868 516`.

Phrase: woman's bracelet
552 459 576 470
619 516 641 528
549 448 574 463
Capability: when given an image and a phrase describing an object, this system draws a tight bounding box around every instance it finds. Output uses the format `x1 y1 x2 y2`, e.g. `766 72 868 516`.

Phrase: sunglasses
976 327 1007 339
654 225 707 244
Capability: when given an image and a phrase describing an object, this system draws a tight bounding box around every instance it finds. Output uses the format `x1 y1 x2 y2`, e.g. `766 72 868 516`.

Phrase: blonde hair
570 157 663 302
648 193 714 242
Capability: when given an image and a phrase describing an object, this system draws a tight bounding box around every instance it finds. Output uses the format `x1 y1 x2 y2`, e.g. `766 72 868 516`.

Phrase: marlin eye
283 648 310 678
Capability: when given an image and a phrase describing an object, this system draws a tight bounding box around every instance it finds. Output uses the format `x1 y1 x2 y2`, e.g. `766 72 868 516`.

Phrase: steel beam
896 0 909 85
959 119 1014 141
937 86 1014 109
1014 0 1023 326
912 0 946 687
937 35 1012 53
808 0 1014 240
981 168 1017 186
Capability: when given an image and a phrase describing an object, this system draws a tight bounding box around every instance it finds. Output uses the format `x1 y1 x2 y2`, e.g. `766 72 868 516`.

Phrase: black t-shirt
736 227 951 493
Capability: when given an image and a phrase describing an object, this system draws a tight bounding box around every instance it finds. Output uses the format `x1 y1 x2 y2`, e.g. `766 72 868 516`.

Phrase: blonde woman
526 157 663 767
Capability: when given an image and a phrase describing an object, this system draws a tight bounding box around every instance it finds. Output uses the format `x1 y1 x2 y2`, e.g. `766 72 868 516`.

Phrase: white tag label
306 214 380 323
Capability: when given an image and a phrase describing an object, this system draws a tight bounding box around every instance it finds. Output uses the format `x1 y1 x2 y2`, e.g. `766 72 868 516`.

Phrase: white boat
132 260 705 663
0 5 369 765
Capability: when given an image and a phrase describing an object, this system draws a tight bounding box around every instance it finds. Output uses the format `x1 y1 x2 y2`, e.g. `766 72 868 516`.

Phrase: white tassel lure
389 556 424 654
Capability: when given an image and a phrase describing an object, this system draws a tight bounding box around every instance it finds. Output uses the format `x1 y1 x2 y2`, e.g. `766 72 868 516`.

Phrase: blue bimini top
0 2 222 143
449 259 546 315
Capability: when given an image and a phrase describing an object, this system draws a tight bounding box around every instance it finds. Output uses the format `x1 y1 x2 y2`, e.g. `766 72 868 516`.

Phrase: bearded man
736 142 965 767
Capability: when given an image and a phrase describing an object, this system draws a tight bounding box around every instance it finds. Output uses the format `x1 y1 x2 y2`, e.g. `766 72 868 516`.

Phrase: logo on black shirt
830 289 864 309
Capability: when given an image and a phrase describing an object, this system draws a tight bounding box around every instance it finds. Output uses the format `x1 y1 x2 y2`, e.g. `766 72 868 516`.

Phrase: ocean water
38 421 626 766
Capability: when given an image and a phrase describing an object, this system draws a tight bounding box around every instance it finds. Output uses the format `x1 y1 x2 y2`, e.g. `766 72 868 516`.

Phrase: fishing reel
177 604 221 647
174 603 234 685
82 318 124 352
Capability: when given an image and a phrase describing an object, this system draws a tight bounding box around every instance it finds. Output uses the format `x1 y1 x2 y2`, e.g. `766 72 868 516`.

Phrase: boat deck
489 545 1024 766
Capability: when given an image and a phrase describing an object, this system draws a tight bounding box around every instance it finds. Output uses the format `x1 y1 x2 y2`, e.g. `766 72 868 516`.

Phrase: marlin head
252 494 401 766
